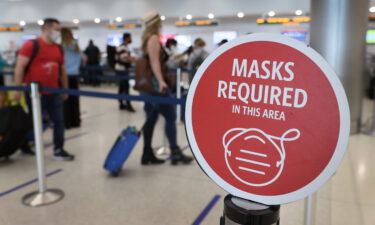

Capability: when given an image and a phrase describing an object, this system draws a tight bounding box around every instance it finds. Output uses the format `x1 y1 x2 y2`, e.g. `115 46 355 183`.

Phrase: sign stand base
22 189 64 207
220 195 280 225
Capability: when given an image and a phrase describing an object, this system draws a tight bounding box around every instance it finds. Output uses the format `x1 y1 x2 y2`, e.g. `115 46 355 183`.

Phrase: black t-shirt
84 45 100 65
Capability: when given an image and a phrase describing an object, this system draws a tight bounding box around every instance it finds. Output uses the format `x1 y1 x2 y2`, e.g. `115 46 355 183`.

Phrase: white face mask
50 30 61 44
170 46 177 53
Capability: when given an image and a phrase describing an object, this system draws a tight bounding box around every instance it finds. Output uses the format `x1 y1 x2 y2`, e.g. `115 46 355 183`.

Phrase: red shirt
18 37 64 89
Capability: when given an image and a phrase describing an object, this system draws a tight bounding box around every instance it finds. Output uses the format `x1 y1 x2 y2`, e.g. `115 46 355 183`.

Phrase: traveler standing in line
61 27 82 129
83 40 101 86
164 38 186 70
135 11 193 165
115 33 136 111
13 18 75 161
187 38 209 83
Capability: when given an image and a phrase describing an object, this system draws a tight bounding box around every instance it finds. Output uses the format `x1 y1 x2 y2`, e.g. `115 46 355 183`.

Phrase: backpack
107 45 117 68
0 105 32 158
24 39 40 75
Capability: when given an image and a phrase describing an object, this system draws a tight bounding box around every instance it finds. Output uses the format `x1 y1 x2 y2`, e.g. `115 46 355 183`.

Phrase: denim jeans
26 93 65 152
41 94 65 151
142 93 177 149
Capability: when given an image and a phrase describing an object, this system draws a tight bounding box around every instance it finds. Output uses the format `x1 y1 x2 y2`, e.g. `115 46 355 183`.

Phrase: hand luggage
103 126 140 176
0 105 32 158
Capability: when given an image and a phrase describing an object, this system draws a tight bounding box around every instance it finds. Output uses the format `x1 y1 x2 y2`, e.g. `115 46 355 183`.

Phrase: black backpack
107 45 117 68
0 106 32 158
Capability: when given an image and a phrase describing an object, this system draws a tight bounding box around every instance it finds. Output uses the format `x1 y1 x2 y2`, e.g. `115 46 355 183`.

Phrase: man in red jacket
14 18 74 161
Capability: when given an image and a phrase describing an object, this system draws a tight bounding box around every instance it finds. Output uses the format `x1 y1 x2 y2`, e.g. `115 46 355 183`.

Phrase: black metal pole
220 195 280 225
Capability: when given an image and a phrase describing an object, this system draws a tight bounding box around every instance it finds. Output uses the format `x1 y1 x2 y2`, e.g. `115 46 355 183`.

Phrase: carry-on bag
103 126 140 176
0 105 32 158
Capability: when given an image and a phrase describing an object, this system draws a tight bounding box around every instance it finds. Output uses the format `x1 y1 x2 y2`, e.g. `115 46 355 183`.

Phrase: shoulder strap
31 39 39 60
24 39 39 76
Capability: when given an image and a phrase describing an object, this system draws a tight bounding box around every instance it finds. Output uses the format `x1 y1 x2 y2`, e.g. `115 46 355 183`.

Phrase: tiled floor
0 85 374 225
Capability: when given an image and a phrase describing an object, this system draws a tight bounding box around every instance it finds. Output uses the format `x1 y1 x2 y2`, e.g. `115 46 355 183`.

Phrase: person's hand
61 94 69 101
159 80 168 93
12 91 22 102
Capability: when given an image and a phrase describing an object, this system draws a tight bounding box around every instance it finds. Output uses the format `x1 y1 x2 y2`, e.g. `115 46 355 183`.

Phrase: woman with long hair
137 11 193 165
61 27 82 128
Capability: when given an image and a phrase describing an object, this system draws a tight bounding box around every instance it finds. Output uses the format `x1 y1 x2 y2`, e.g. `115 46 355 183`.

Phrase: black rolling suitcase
0 106 32 159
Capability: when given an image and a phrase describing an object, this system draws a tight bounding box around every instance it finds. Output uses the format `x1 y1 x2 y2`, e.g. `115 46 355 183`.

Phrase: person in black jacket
83 40 101 86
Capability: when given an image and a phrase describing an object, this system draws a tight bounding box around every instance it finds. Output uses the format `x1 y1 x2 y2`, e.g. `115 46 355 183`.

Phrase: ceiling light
237 12 245 18
370 7 375 13
73 19 79 24
19 20 26 26
160 15 166 21
94 18 101 24
295 10 303 16
268 11 276 17
186 14 193 20
115 17 122 22
37 19 44 26
208 13 215 19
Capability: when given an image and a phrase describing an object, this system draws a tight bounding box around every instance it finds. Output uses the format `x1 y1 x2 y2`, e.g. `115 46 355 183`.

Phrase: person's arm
96 48 101 63
147 35 167 92
13 55 30 101
82 53 88 66
0 91 6 108
60 65 69 100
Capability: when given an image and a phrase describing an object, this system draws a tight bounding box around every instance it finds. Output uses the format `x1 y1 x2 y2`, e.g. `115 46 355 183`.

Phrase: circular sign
185 33 350 205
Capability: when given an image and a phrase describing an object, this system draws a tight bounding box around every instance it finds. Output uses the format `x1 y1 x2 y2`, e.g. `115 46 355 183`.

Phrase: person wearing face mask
164 38 186 70
115 32 136 111
13 18 74 161
187 38 209 83
134 11 193 165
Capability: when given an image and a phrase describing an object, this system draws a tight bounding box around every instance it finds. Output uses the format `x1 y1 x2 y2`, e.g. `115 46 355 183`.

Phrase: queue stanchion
220 195 280 225
303 194 317 225
365 86 375 136
22 82 64 207
176 68 182 122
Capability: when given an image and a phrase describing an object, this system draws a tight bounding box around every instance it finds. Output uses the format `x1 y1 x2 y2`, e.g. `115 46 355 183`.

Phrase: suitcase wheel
110 169 121 177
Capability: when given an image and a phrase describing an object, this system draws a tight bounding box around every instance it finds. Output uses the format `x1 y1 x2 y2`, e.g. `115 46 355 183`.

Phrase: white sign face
185 33 350 205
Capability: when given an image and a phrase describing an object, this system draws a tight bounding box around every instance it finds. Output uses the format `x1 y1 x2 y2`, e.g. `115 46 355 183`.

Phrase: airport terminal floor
0 85 374 225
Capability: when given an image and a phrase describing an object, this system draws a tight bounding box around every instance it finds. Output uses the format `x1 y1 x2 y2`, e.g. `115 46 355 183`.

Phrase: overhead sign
0 27 23 32
175 20 218 27
257 17 310 25
107 24 142 29
185 33 350 205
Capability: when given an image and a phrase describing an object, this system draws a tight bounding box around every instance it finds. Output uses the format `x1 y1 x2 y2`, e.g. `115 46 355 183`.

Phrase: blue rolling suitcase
104 126 140 176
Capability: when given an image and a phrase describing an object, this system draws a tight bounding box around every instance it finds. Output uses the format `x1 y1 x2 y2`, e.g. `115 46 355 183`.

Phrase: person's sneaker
125 105 136 113
53 149 75 161
21 144 35 156
21 148 35 156
119 104 127 110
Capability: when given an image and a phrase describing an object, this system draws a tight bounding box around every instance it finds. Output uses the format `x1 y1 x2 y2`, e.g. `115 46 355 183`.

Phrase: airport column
310 0 369 133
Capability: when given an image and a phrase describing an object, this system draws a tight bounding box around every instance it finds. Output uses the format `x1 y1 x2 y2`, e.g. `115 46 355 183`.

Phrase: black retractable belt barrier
220 195 280 225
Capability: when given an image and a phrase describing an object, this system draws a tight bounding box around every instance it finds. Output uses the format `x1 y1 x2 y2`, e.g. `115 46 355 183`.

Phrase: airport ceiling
0 0 373 25
0 0 310 24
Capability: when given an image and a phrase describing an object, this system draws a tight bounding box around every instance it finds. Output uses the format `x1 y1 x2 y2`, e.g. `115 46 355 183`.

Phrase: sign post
185 34 350 224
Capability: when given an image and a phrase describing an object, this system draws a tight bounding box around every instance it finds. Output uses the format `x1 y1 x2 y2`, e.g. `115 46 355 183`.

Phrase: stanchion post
366 86 375 136
176 68 182 122
220 195 280 225
22 82 64 207
303 194 316 225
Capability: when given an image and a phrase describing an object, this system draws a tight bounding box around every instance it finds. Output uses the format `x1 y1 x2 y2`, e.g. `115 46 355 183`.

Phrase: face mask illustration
223 128 300 187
